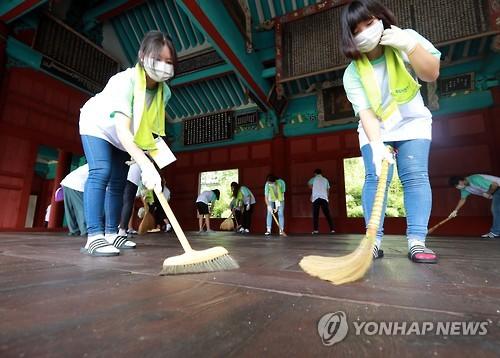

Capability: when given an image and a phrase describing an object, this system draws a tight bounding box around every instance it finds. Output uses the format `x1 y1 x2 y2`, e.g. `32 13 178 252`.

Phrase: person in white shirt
79 31 177 256
308 169 335 234
60 164 89 236
196 189 220 233
341 0 440 263
448 174 500 239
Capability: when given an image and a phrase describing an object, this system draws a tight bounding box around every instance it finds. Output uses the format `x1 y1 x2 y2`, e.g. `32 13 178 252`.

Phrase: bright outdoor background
199 169 239 218
344 157 405 218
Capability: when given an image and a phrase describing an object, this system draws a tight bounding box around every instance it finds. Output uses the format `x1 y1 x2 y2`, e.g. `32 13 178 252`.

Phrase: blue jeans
82 135 129 236
266 201 284 230
361 139 432 246
491 190 500 234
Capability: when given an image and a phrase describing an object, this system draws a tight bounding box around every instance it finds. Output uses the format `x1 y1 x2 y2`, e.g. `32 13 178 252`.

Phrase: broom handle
271 211 280 228
154 186 193 253
428 216 454 234
366 159 391 238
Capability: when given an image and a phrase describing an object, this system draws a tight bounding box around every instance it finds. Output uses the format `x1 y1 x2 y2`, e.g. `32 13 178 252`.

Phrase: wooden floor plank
0 232 499 357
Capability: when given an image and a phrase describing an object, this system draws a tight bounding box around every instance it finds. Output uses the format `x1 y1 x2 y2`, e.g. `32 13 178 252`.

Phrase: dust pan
138 206 155 235
153 186 239 275
299 159 390 285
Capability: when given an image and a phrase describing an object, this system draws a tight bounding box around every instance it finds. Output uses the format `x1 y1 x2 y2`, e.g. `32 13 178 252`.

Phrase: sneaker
279 230 287 237
244 229 250 234
238 227 245 233
127 229 138 235
165 224 172 232
264 231 271 236
481 232 500 239
312 230 319 235
330 230 335 234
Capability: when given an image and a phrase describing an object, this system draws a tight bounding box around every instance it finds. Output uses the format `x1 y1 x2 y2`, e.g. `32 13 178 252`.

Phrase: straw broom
155 186 239 275
299 159 390 285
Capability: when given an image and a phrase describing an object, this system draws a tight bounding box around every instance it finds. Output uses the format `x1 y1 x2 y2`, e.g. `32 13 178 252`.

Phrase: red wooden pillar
48 150 71 228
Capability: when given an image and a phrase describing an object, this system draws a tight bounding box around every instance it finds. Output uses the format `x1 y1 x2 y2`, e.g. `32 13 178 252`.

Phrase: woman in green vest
231 182 256 234
264 174 286 236
79 31 177 256
341 0 440 264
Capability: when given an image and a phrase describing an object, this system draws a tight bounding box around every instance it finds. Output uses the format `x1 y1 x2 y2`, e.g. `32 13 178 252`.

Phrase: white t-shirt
127 163 141 187
163 186 171 202
45 204 51 222
79 67 171 151
196 190 216 204
343 29 441 148
308 175 330 202
60 164 89 192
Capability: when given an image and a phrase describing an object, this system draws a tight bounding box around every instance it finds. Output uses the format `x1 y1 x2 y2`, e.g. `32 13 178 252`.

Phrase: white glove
448 210 458 219
482 193 493 199
369 141 395 177
140 162 161 190
379 25 417 54
274 200 281 208
267 205 273 213
245 204 250 211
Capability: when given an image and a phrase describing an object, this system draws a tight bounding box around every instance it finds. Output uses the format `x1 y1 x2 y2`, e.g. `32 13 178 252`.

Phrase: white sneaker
244 229 250 233
165 224 172 232
264 231 271 236
238 227 245 233
481 232 500 239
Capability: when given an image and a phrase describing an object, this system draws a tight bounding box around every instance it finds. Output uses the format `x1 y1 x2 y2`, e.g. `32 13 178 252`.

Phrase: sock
105 232 118 244
118 228 127 236
408 238 425 251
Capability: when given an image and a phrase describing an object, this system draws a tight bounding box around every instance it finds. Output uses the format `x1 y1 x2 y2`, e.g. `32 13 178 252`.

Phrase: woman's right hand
140 162 161 190
369 141 394 177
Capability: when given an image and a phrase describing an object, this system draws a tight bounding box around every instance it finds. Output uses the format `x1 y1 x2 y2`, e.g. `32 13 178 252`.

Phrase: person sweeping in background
79 30 176 256
448 174 500 239
308 169 335 235
341 0 440 263
60 163 89 236
196 189 220 233
264 174 286 236
231 182 256 234
116 162 142 241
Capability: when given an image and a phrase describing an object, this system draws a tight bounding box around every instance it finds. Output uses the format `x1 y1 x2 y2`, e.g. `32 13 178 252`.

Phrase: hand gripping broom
299 158 390 285
155 186 239 275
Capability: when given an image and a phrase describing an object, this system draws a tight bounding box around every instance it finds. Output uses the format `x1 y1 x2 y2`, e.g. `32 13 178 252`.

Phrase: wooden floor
0 231 499 357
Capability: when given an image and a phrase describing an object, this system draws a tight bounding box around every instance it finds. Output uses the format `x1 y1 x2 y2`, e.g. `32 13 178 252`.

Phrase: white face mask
143 57 174 82
354 19 384 53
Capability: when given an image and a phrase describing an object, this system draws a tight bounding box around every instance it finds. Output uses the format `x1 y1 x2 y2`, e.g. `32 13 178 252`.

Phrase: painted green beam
6 36 42 68
0 0 47 23
83 0 146 24
170 63 232 86
176 0 274 112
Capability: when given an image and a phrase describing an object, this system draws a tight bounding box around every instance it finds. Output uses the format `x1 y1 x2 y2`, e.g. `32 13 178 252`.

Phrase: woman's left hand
380 25 417 54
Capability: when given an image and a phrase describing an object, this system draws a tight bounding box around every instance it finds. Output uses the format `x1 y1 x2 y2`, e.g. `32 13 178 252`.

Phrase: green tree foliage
199 169 238 218
344 157 405 218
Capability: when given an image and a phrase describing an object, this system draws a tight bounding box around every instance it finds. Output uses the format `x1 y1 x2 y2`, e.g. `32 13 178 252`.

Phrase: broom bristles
299 235 375 285
299 158 391 285
159 246 239 275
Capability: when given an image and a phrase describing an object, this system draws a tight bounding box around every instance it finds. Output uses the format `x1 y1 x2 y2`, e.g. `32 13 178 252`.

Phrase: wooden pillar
48 150 71 228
